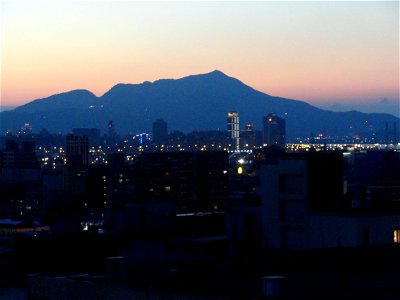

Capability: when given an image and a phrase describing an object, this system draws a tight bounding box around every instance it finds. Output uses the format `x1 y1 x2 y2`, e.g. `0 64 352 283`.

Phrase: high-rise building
245 123 253 131
107 120 119 152
262 113 286 148
227 111 240 150
1 138 38 168
241 122 256 150
152 119 168 145
66 134 89 167
72 128 101 146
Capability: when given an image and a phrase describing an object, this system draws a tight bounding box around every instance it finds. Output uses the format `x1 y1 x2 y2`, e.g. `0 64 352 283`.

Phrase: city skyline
1 1 398 115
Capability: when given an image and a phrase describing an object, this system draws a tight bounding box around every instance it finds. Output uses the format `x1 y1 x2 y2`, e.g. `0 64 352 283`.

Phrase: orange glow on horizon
1 1 398 109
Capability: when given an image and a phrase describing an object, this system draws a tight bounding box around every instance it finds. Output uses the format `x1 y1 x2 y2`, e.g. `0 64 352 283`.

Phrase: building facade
262 113 286 148
66 134 89 167
227 112 240 150
257 152 400 249
152 119 168 145
240 122 257 150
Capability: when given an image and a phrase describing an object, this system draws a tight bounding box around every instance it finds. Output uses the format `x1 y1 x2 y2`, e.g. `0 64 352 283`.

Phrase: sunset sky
1 1 399 115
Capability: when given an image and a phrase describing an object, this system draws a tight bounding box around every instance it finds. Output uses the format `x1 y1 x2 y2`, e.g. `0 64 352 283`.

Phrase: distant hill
1 70 398 140
0 106 16 112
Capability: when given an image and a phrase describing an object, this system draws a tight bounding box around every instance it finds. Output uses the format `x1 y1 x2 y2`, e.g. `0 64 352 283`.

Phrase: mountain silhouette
1 70 398 139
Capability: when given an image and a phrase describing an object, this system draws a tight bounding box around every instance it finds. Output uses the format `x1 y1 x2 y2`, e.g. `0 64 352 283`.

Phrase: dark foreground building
136 150 229 213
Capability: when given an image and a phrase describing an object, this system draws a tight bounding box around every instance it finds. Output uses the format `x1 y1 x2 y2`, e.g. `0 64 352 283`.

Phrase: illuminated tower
262 113 286 148
227 111 240 150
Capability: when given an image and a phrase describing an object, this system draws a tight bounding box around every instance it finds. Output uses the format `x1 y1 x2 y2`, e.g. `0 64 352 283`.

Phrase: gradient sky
1 1 399 115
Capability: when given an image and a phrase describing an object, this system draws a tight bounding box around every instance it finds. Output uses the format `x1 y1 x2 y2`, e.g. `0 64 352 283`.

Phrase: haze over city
1 1 399 116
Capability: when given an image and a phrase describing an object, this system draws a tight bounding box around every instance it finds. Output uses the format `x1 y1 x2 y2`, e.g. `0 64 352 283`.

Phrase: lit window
237 166 243 174
394 229 400 243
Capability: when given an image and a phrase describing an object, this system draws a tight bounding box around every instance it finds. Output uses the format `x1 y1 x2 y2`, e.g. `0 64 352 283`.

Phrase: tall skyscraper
245 122 253 131
66 134 89 167
107 120 120 153
73 128 101 146
262 113 286 148
227 111 240 150
152 118 168 145
241 122 256 150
